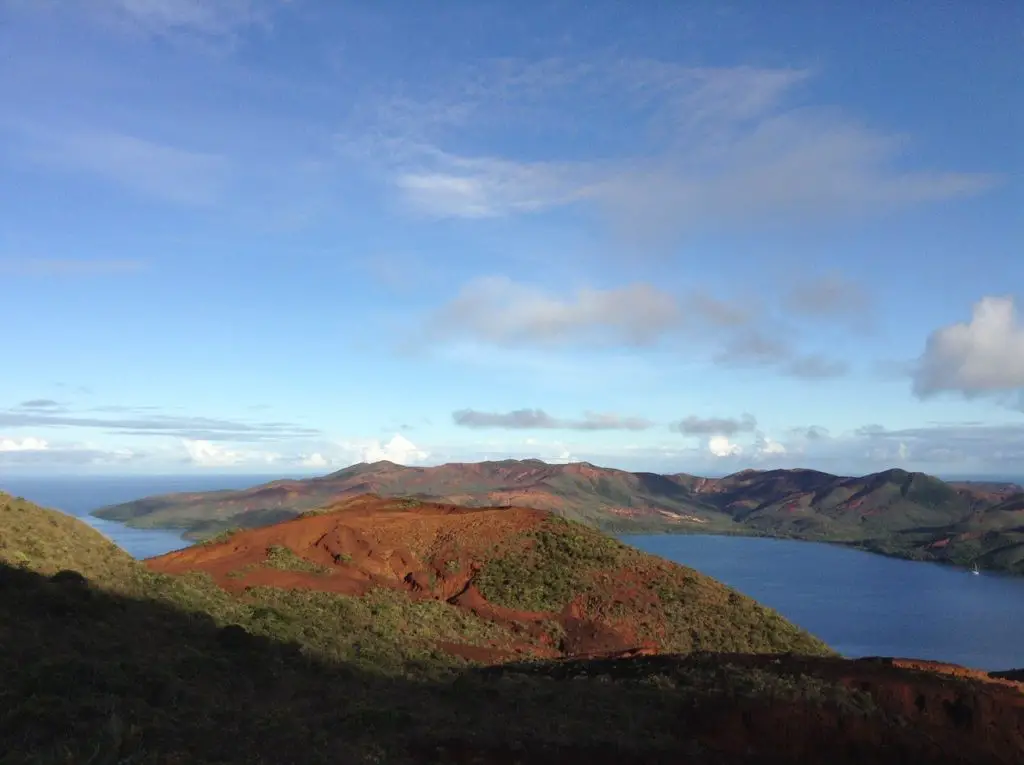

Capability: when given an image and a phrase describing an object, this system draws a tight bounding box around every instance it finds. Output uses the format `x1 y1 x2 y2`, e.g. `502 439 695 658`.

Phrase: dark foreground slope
4 491 1024 764
94 460 1024 574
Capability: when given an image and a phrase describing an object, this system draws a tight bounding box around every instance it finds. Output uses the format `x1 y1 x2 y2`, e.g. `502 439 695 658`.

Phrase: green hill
93 460 1024 574
0 491 136 582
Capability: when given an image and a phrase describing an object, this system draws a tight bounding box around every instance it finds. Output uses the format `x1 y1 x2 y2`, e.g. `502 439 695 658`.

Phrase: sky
0 0 1021 479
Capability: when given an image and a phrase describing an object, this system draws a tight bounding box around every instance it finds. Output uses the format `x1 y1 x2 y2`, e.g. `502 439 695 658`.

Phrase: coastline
97 506 1013 576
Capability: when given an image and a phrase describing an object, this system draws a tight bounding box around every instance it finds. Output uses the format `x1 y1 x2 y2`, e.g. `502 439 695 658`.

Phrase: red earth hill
139 494 1024 763
146 494 830 661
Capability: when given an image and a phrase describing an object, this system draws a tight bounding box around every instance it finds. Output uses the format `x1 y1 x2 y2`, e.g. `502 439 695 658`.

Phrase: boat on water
970 562 981 575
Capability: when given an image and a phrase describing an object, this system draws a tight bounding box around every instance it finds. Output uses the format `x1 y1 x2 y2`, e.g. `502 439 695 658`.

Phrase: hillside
94 459 1024 573
145 494 830 660
1 490 137 582
6 490 1024 764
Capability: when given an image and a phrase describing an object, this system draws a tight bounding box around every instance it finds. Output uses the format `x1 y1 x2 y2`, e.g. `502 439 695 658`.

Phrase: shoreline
96 507 1018 576
616 525 1010 576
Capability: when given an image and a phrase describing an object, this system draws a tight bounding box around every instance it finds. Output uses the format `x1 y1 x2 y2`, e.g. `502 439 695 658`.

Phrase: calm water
624 534 1024 671
5 475 1024 670
0 475 285 560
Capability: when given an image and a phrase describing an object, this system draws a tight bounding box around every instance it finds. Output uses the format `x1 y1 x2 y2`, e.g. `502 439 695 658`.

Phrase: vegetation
263 544 332 574
476 517 832 656
1 491 1019 763
199 527 241 546
476 517 624 612
0 493 137 584
0 560 890 765
92 460 1024 575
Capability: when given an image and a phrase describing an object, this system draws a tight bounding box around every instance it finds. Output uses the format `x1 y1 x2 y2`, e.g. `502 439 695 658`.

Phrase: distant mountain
92 460 1024 574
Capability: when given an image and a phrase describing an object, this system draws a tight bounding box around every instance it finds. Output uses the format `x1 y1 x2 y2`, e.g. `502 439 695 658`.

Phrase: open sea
4 473 1024 670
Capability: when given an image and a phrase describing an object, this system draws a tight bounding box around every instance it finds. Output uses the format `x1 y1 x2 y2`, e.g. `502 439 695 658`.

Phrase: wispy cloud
10 125 229 205
671 414 757 436
20 0 277 42
421 275 851 379
784 274 870 320
16 399 62 410
453 408 655 431
340 60 996 237
422 276 684 348
850 422 1024 468
0 259 146 277
394 150 594 220
782 354 851 380
713 330 850 380
0 403 320 441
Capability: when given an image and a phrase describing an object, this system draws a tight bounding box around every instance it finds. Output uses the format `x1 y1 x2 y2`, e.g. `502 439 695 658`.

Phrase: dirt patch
147 496 573 659
146 494 829 663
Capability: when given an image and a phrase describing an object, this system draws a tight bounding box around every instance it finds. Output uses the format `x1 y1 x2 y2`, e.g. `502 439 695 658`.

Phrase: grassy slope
0 492 137 582
476 517 828 655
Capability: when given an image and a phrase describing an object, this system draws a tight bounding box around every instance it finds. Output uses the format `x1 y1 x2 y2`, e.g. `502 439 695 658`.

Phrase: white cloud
453 408 654 431
0 436 48 452
396 152 593 219
344 61 995 234
182 439 281 467
422 276 747 349
359 434 430 465
550 448 573 464
708 435 742 457
754 434 787 457
420 276 850 380
425 276 683 348
672 414 757 436
914 296 1024 398
301 452 328 468
0 436 140 468
183 439 245 466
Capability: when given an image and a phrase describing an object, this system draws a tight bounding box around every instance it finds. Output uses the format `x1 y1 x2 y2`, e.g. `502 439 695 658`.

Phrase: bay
624 533 1024 671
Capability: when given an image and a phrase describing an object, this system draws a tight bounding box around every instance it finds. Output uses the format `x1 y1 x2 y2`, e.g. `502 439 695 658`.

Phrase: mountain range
94 459 1024 575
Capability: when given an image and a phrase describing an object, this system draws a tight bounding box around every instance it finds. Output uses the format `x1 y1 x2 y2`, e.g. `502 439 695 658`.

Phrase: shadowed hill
3 493 1024 764
93 460 1024 573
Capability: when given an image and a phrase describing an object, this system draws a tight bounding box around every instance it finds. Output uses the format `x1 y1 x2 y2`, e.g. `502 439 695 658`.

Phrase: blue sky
0 0 1021 478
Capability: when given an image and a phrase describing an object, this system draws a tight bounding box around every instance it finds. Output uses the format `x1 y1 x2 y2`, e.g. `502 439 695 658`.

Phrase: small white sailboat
970 562 980 575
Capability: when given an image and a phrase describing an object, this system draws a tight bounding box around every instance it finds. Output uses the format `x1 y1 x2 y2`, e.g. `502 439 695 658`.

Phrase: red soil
146 494 643 660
